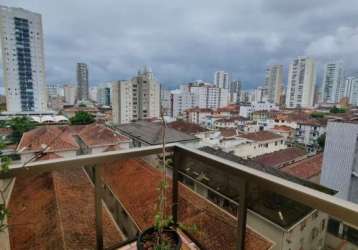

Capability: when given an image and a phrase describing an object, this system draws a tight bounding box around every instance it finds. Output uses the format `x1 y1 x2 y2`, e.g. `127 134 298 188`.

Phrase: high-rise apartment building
214 71 230 89
63 84 77 105
321 62 344 104
344 76 358 106
96 85 111 106
112 67 160 125
286 57 316 108
0 6 48 113
77 63 89 101
229 80 241 103
264 65 284 105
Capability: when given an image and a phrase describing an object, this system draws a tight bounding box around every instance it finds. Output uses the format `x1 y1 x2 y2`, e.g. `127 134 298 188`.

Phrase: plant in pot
137 111 182 250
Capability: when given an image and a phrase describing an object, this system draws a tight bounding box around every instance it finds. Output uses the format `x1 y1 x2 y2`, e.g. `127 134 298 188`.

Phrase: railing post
172 150 181 225
237 180 248 250
93 165 104 250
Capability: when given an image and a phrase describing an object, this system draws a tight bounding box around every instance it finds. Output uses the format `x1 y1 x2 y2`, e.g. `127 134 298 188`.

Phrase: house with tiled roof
252 147 307 169
102 158 274 250
184 107 213 126
232 131 287 159
281 153 323 183
77 123 130 154
16 126 80 162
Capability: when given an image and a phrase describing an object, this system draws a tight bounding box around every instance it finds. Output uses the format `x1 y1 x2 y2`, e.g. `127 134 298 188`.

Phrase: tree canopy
69 111 95 125
9 116 37 143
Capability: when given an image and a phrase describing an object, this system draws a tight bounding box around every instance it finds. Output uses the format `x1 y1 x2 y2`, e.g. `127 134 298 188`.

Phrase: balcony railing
1 143 358 250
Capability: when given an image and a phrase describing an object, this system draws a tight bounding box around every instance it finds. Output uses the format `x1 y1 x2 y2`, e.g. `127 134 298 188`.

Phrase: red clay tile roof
78 123 130 147
281 154 323 179
298 119 327 126
168 120 208 134
185 107 213 113
36 152 62 161
17 126 80 153
252 147 307 168
238 131 283 141
8 168 122 250
102 159 273 250
271 125 294 132
215 116 249 123
219 128 237 138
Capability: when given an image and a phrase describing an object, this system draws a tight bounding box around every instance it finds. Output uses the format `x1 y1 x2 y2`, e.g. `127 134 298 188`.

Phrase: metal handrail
2 143 358 249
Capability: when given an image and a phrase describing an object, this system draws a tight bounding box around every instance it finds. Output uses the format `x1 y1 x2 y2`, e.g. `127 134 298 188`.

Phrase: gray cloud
1 0 358 89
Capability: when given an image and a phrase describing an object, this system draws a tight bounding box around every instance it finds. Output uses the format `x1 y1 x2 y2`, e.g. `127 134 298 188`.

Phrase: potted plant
137 111 182 250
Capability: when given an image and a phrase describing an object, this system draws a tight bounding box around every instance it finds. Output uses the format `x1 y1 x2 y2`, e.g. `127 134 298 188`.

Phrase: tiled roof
252 147 307 168
271 125 294 132
117 121 197 145
167 120 208 135
36 152 63 161
185 107 213 113
281 154 323 179
298 119 327 126
8 168 122 249
17 126 80 153
238 131 283 141
79 123 130 147
102 159 273 250
0 127 12 135
215 116 249 123
219 128 237 138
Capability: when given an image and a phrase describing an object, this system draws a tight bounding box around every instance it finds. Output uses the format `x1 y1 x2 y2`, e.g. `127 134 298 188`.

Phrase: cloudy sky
1 0 358 90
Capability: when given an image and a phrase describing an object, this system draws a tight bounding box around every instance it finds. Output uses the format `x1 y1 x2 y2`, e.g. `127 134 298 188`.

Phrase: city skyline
0 1 357 90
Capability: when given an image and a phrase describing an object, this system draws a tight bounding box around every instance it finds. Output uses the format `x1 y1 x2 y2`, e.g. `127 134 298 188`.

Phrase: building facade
214 71 230 89
77 63 89 101
321 62 344 104
344 76 358 106
0 6 48 113
63 84 77 105
229 80 241 104
96 85 111 106
112 67 160 125
286 57 316 108
264 65 284 105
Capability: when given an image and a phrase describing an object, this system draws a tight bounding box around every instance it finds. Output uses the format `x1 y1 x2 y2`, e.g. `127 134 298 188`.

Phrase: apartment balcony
1 144 357 250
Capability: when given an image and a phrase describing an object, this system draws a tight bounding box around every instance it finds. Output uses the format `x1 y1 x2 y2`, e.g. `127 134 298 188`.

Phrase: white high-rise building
264 65 284 105
321 62 344 104
63 84 77 105
170 89 197 118
214 71 230 89
286 57 316 108
112 67 160 125
344 76 358 106
229 80 241 103
0 6 48 113
96 84 111 106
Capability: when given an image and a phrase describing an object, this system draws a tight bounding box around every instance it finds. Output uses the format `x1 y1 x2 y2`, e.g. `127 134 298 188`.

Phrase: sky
1 0 358 90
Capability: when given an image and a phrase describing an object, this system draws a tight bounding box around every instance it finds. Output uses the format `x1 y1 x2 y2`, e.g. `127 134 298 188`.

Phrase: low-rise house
281 154 323 184
295 119 327 150
16 126 80 162
214 116 249 129
77 123 130 154
233 131 287 159
116 121 198 147
183 107 212 125
252 147 307 169
269 125 295 140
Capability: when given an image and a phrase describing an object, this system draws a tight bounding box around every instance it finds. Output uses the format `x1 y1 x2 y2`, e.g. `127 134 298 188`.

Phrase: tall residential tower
112 67 160 125
321 61 344 104
77 63 89 101
286 57 316 108
264 64 284 105
214 71 230 89
0 6 48 113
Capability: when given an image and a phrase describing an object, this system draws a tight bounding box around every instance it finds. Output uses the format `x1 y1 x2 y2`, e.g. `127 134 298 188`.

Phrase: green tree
9 116 36 143
310 112 325 118
330 106 346 114
317 133 326 149
69 111 95 125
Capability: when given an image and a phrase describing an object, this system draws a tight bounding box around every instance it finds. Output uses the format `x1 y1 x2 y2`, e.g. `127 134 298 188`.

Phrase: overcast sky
1 0 358 89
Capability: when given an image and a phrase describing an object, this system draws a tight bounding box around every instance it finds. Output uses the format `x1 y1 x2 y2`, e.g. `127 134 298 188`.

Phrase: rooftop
78 123 130 147
167 120 208 135
8 168 122 249
102 158 273 250
117 121 197 145
252 147 307 168
17 126 80 153
281 154 323 180
238 131 283 142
